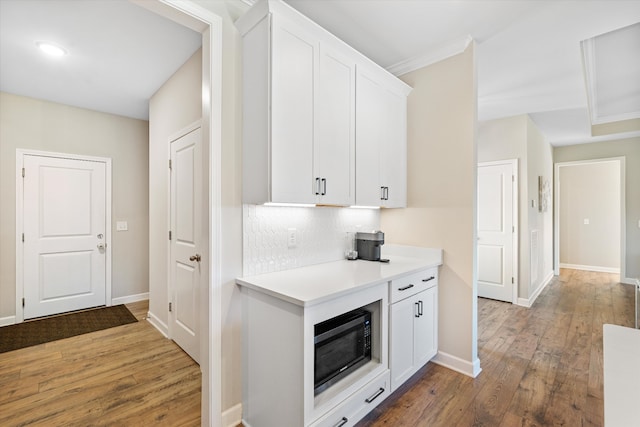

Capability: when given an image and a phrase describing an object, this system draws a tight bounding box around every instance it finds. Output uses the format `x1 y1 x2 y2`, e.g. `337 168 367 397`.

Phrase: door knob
189 254 201 262
97 243 106 250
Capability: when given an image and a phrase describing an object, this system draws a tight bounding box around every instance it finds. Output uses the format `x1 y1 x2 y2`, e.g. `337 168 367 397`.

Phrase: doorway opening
554 157 625 278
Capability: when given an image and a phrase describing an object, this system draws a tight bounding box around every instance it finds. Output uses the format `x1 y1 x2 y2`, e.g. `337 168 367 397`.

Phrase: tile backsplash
242 204 380 276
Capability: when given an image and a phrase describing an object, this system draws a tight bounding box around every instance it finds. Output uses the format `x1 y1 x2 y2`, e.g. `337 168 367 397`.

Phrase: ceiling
1 0 638 145
0 0 201 120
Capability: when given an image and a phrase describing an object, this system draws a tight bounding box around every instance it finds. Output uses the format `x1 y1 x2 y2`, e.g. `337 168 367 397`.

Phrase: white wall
148 49 202 332
381 44 479 376
555 138 639 282
559 161 621 271
0 92 149 320
242 205 380 275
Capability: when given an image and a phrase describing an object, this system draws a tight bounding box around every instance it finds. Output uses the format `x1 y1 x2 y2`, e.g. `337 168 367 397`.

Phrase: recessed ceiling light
35 41 68 57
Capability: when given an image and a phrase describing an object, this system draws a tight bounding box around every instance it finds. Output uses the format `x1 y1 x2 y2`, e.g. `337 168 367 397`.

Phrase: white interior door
477 160 517 303
22 154 108 319
169 126 202 363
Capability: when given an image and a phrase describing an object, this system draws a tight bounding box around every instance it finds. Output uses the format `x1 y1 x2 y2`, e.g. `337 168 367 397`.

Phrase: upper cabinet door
355 68 385 207
355 66 408 208
315 44 356 206
270 16 318 204
380 89 407 208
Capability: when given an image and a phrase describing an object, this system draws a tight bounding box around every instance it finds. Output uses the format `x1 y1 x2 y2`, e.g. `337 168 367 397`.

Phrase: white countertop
236 246 443 307
603 324 640 427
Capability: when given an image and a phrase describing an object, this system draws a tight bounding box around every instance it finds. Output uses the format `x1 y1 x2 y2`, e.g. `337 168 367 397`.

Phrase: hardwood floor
2 270 633 426
357 269 635 427
0 300 201 426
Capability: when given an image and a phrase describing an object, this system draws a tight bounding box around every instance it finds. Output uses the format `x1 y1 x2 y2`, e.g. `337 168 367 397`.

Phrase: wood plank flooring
1 270 633 426
357 269 635 427
0 301 201 426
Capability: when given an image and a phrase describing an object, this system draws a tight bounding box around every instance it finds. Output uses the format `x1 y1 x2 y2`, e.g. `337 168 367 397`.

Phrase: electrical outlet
116 221 128 231
287 228 297 248
583 218 589 225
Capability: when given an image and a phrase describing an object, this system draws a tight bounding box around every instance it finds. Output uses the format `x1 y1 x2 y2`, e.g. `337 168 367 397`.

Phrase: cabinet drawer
309 370 390 427
390 267 437 303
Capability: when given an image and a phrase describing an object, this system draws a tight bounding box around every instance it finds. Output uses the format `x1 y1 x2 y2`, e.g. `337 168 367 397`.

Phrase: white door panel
170 126 202 364
23 154 107 319
477 161 516 303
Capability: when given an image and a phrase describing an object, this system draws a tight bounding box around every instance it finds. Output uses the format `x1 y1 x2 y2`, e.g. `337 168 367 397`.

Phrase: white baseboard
112 292 149 305
222 403 242 427
432 351 482 378
622 277 638 286
0 315 16 327
146 311 169 337
560 263 620 274
517 270 554 308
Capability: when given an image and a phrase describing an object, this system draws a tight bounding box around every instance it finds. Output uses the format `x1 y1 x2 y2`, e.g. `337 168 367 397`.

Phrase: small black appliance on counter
356 230 388 262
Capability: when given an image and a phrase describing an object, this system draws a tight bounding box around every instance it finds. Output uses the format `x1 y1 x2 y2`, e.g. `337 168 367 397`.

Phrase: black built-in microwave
314 308 372 395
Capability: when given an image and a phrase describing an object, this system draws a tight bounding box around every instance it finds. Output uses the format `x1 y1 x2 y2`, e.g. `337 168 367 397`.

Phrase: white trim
15 149 112 323
146 311 169 338
581 37 640 125
112 292 149 305
432 351 482 378
0 316 16 327
477 159 519 304
129 2 224 425
622 277 638 285
554 157 626 282
516 270 554 308
387 35 473 76
559 263 620 274
222 403 243 427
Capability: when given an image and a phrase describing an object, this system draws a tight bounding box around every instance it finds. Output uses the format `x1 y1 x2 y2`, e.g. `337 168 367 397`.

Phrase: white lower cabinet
309 370 390 427
389 269 438 392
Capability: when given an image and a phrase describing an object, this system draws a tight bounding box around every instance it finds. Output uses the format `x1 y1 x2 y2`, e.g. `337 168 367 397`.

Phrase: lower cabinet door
413 287 437 367
309 371 390 427
389 296 415 391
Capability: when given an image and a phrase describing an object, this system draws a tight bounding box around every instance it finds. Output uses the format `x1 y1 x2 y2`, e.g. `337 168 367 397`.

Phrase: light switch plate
287 228 297 248
116 221 128 231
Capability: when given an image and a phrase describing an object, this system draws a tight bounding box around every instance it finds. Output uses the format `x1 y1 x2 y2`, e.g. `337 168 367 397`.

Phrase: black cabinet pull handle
334 417 348 427
418 300 423 316
380 186 385 200
422 276 435 282
415 301 420 317
321 178 326 195
315 177 320 195
398 284 414 291
365 387 385 403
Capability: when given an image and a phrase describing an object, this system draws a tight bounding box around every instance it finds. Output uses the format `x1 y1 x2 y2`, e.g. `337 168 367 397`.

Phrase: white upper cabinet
237 0 409 206
355 66 408 208
270 16 318 204
315 44 356 206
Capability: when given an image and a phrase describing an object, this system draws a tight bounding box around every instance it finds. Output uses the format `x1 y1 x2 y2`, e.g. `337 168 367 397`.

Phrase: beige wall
477 115 553 301
148 49 202 329
555 138 640 281
381 44 478 371
0 92 149 319
559 161 621 269
526 116 553 298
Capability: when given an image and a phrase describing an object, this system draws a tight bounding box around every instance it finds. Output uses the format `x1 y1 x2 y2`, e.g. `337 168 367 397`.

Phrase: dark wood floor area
358 269 635 427
0 301 201 426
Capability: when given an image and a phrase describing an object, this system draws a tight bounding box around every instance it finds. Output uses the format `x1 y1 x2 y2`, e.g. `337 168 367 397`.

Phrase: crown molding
386 35 473 77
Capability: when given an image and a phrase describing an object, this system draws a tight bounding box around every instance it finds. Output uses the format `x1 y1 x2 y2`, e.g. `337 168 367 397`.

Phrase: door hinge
169 159 172 170
512 226 515 233
22 233 24 242
22 298 25 308
22 168 25 178
512 277 515 284
512 175 515 182
169 231 172 240
169 302 172 312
